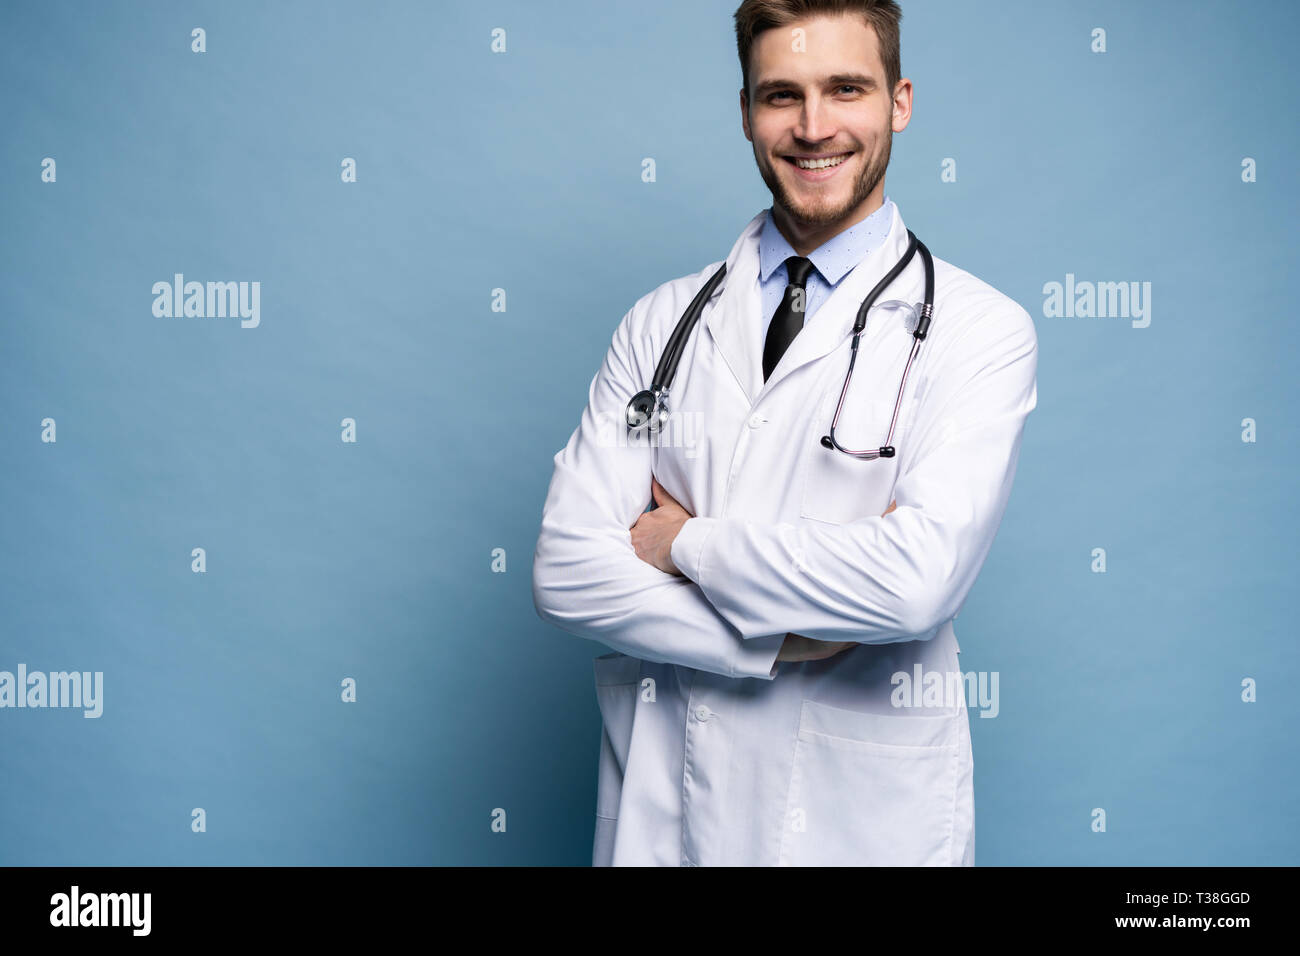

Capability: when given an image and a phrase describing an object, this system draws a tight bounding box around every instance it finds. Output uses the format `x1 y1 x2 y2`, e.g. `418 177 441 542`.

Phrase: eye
838 84 863 95
769 90 795 102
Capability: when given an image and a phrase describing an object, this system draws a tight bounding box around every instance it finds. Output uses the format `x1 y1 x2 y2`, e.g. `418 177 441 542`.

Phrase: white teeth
793 154 849 169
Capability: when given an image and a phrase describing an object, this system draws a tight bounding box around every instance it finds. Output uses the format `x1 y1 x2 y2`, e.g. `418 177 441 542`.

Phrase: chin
786 194 852 224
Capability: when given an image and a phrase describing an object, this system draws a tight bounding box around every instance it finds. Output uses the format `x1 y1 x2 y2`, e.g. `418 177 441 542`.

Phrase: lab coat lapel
701 212 767 406
759 202 915 398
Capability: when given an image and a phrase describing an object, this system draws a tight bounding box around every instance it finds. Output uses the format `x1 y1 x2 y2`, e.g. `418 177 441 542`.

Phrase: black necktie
762 255 816 381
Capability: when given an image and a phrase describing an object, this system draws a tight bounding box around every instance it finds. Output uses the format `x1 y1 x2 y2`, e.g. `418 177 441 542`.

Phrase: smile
787 153 852 170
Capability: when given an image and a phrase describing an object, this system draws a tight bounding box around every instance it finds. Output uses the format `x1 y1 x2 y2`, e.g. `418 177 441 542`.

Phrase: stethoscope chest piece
626 387 668 432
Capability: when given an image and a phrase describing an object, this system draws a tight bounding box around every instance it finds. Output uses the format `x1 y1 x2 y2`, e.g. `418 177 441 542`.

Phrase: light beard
759 130 892 227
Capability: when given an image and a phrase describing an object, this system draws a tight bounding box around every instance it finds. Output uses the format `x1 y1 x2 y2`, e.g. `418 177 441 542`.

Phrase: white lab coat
532 203 1038 866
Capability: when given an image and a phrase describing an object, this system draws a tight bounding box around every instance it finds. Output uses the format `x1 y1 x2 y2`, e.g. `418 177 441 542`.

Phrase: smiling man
533 0 1038 866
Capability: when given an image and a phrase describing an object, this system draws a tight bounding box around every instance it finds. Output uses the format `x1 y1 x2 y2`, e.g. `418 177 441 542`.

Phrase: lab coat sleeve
531 298 786 680
669 300 1038 643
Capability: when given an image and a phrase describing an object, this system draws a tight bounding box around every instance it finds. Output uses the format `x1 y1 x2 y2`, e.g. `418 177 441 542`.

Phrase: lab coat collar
702 201 918 406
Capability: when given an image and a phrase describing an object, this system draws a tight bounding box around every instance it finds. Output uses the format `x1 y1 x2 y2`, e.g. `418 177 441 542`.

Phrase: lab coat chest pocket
798 390 903 524
778 700 960 866
798 319 922 525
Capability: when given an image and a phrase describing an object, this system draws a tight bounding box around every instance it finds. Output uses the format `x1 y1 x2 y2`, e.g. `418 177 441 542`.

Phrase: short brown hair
734 0 903 101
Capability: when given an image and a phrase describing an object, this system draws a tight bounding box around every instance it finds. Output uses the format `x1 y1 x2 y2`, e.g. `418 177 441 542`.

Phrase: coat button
694 705 712 721
748 413 764 429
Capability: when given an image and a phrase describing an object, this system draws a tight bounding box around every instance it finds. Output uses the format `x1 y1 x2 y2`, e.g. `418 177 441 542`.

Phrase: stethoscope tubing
628 229 935 452
651 261 728 393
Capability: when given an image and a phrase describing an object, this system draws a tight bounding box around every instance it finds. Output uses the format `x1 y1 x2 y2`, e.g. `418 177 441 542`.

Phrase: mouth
782 151 853 181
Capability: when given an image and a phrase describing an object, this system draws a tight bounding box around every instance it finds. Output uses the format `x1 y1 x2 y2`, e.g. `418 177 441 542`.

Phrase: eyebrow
753 73 878 98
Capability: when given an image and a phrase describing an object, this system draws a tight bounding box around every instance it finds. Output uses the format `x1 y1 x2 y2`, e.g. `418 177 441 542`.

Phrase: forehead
749 12 884 84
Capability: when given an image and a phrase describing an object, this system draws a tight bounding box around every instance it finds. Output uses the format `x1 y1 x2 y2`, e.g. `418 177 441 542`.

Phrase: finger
652 476 679 508
882 499 897 517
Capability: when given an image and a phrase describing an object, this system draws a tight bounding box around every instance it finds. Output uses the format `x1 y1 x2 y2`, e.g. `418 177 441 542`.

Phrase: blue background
1 0 1296 865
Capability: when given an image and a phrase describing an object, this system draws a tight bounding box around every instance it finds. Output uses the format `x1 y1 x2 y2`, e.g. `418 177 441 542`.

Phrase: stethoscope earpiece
820 434 895 458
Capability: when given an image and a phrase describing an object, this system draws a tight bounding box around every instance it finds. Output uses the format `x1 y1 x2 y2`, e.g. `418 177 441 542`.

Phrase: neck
771 191 886 257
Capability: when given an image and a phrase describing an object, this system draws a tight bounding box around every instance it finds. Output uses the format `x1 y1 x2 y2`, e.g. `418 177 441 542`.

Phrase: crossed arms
531 293 1037 681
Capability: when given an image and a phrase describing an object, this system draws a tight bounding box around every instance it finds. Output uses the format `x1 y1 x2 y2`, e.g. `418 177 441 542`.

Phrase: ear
891 78 913 133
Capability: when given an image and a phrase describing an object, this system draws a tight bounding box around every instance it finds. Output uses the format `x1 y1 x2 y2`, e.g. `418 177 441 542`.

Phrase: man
532 0 1037 866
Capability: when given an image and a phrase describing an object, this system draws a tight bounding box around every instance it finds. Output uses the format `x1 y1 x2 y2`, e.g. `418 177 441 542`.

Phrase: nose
795 92 834 144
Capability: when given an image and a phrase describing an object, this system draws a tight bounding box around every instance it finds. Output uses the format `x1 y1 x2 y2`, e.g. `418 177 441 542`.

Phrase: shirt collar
758 197 896 286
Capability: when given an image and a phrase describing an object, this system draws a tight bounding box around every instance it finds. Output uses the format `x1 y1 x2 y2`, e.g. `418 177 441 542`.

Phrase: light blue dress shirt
757 196 896 329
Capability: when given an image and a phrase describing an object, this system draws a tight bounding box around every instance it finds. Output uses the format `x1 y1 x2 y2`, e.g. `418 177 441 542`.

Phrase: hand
776 633 855 662
630 476 693 575
775 499 897 664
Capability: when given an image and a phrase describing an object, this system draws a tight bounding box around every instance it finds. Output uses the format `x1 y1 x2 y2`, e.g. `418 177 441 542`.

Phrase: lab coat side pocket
778 699 959 866
592 653 640 816
592 653 641 867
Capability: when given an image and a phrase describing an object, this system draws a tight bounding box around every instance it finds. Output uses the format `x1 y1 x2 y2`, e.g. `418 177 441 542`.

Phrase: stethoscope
625 229 935 460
